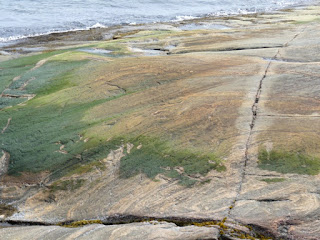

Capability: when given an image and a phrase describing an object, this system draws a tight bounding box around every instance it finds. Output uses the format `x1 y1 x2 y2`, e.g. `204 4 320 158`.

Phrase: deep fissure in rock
1 215 276 239
227 60 272 218
228 28 305 218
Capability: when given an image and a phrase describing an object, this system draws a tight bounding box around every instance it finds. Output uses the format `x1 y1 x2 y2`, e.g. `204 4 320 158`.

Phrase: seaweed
258 148 320 175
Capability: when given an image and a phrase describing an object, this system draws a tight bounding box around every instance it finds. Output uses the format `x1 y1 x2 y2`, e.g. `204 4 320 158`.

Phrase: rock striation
1 4 320 240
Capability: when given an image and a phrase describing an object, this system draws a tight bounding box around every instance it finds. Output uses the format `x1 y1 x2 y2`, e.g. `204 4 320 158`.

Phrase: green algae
66 160 106 176
0 99 109 176
48 179 85 193
95 42 131 57
0 96 224 186
0 49 73 93
293 18 320 25
64 135 225 187
260 178 286 183
9 60 87 96
0 45 224 187
258 148 320 175
0 97 26 109
0 50 114 177
118 135 225 186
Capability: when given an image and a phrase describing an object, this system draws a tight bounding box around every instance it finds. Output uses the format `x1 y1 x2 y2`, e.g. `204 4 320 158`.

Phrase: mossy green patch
8 60 87 96
65 135 225 187
293 18 320 25
0 49 72 93
48 179 85 193
0 97 26 109
258 148 320 175
0 65 30 94
86 135 225 187
0 51 122 177
0 99 108 176
95 42 131 57
0 47 225 187
66 160 106 176
260 178 286 183
0 56 133 179
121 136 224 177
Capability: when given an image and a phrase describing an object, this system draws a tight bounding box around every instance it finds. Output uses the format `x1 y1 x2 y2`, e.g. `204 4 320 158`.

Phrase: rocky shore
1 3 320 240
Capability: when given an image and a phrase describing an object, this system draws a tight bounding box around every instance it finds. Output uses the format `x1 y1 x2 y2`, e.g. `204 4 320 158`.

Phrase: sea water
0 0 316 43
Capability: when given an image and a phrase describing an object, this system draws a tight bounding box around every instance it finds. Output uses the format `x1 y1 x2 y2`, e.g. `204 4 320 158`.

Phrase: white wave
209 7 267 17
89 23 107 29
0 34 36 43
173 15 199 22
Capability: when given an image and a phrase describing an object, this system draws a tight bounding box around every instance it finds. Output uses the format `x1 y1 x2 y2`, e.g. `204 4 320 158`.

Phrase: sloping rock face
1 4 320 240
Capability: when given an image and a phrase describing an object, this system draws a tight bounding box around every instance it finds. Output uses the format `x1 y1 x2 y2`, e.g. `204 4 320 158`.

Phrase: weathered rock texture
0 222 220 240
1 4 320 240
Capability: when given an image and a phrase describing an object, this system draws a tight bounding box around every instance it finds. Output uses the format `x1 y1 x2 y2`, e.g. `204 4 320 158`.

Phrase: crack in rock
239 198 290 202
105 82 127 93
228 28 306 218
0 94 35 100
227 59 272 218
175 45 284 55
261 114 320 118
1 215 276 239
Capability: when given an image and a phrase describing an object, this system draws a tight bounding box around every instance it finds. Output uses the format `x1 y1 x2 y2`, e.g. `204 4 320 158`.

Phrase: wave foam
89 23 107 29
0 34 36 43
173 15 199 22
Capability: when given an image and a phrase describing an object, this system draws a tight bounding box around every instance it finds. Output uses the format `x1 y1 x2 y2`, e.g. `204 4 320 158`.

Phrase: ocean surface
0 0 316 43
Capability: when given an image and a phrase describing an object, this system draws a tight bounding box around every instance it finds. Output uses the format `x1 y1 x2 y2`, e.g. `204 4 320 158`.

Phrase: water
0 0 315 43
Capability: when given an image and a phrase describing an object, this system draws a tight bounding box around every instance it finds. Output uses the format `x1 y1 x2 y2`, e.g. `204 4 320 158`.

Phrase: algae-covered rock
1 4 320 240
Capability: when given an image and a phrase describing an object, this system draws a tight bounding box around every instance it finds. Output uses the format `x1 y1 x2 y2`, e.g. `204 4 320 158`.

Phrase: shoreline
0 0 319 51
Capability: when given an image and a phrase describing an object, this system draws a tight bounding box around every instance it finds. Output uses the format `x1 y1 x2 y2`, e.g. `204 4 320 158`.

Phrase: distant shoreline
0 0 318 48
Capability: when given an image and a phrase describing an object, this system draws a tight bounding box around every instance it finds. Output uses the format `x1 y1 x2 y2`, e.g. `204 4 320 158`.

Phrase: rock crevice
228 27 307 217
